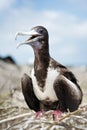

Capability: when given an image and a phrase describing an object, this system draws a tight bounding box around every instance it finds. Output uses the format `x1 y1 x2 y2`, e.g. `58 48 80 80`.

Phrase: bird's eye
39 29 43 34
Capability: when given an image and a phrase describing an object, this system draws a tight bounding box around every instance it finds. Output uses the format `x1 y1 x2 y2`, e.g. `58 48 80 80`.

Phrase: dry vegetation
0 61 87 130
0 101 87 130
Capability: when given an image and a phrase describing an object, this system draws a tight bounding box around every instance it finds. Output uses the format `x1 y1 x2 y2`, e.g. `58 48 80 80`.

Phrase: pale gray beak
15 30 40 48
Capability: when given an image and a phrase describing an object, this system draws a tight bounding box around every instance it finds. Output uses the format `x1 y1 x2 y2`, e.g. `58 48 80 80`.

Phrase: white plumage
31 68 59 102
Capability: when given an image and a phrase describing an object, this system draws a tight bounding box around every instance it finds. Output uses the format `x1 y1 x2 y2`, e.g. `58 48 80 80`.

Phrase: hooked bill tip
16 42 26 49
16 43 22 49
15 32 19 40
15 32 22 40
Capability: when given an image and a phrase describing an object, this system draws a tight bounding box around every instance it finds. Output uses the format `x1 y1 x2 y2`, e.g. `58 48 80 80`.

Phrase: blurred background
0 0 87 66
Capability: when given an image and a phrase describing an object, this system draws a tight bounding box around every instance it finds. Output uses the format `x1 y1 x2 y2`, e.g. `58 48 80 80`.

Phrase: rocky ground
0 60 87 130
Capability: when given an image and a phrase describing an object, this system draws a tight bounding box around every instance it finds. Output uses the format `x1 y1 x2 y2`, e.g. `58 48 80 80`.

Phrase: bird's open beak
15 30 40 48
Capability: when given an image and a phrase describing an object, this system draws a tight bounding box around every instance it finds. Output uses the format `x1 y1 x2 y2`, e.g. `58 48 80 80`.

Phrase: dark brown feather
21 73 40 112
34 40 50 88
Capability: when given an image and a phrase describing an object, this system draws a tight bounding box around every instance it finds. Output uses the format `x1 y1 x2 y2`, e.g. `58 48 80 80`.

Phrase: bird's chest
31 68 59 102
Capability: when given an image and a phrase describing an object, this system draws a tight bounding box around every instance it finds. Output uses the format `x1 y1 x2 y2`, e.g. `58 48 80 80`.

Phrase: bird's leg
35 111 42 119
34 110 44 119
50 102 63 121
51 110 62 121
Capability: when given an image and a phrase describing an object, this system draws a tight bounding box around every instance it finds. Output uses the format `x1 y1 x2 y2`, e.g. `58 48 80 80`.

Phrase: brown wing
47 58 82 112
21 73 40 112
53 75 82 112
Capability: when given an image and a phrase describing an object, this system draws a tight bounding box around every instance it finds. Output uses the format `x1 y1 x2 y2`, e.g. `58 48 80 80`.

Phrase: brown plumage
16 26 83 112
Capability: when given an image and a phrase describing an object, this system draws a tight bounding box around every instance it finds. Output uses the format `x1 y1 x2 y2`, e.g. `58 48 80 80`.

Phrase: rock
0 55 16 64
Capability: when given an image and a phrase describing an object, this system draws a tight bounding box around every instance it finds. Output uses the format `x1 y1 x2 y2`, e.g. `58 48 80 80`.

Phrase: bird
16 26 83 114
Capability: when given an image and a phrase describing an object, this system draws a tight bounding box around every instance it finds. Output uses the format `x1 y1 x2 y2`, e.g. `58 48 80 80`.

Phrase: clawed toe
51 110 62 121
34 110 44 119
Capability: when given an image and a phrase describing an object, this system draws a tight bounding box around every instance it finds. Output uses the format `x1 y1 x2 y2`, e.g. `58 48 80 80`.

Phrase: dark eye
39 29 43 34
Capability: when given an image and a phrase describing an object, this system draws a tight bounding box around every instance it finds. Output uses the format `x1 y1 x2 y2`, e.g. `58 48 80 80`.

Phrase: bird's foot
51 110 62 121
34 110 44 119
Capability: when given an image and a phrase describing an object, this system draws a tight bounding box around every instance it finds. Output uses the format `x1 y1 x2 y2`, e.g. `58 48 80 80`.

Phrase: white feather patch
31 68 59 102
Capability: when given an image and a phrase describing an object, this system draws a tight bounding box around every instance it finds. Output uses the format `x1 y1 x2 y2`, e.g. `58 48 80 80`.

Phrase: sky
0 0 87 66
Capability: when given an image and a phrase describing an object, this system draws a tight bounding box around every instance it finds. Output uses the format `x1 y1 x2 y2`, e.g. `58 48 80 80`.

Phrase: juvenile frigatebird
16 26 82 114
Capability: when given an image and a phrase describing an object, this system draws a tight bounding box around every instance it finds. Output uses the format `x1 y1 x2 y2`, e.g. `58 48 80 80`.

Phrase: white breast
31 68 59 102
